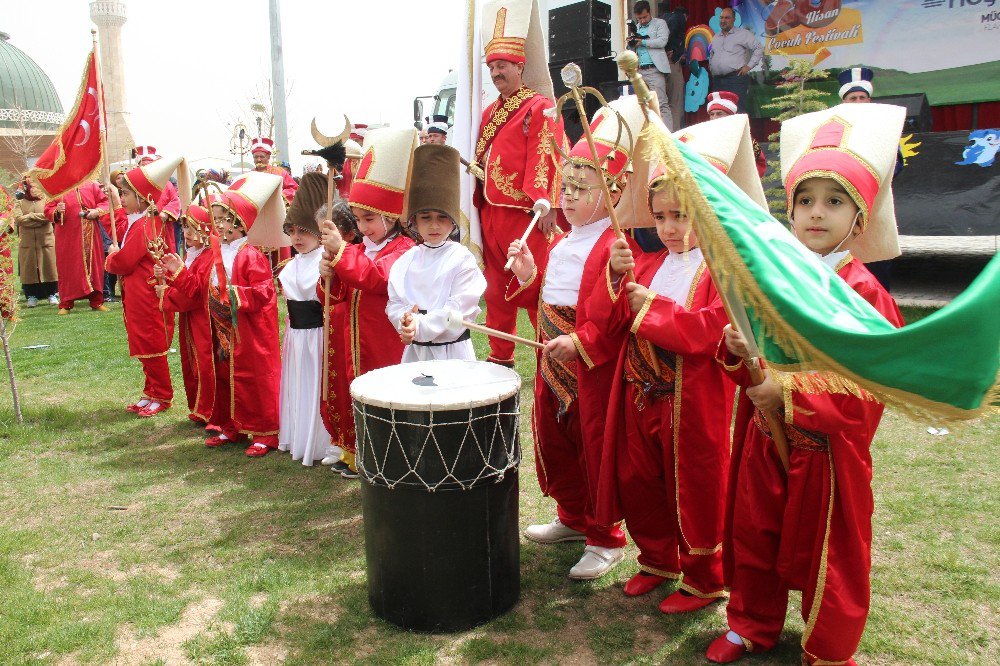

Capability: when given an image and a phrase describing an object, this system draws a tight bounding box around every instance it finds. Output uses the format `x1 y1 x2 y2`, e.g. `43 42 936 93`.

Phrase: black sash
286 300 323 329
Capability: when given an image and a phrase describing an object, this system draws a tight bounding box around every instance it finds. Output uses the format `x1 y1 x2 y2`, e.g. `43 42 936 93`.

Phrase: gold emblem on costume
475 86 535 163
489 155 527 201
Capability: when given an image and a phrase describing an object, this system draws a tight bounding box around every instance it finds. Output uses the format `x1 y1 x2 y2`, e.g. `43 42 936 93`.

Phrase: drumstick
503 209 543 272
462 320 545 350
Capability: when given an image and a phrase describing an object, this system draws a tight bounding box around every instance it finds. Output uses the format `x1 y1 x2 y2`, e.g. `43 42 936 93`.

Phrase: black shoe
331 460 360 479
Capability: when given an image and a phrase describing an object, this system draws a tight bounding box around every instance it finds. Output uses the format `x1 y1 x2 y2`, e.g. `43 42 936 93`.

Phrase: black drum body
353 369 521 633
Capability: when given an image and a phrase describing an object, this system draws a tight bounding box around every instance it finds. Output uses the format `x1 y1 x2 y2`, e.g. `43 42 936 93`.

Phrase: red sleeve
315 271 348 304
633 287 729 357
331 244 392 294
572 235 639 369
504 267 541 308
232 250 276 313
158 182 181 221
170 264 204 302
585 262 633 338
714 336 754 387
43 198 60 222
105 219 149 275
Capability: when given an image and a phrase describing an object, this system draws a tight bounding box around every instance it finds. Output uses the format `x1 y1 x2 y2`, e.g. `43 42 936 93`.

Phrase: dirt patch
246 642 288 665
114 597 224 665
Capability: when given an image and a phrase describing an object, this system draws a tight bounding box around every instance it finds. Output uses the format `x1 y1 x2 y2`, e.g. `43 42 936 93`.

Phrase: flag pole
617 51 791 473
91 29 119 246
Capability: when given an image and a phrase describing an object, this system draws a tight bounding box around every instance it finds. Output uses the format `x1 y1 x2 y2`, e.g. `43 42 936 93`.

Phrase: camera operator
628 1 673 130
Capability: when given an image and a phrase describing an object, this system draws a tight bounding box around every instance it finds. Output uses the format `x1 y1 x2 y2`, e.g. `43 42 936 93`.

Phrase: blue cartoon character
956 129 1000 168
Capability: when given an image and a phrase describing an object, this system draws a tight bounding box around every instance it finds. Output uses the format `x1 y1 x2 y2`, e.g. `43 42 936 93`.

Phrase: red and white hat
214 171 288 248
350 123 369 144
482 0 555 101
132 145 159 162
706 91 739 116
674 113 767 210
781 103 906 262
567 94 646 183
250 137 275 155
348 127 418 219
122 154 190 207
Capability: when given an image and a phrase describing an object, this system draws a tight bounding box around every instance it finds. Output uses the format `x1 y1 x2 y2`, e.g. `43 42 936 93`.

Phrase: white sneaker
48 294 59 305
26 297 38 308
319 455 339 466
568 545 624 580
524 517 586 544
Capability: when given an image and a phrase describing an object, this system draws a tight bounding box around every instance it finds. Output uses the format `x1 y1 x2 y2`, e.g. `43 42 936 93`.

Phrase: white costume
277 247 334 465
386 241 486 362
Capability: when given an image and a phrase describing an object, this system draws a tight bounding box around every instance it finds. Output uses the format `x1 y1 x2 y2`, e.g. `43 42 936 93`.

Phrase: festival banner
730 1 1000 106
454 0 485 267
27 49 105 200
894 129 1000 235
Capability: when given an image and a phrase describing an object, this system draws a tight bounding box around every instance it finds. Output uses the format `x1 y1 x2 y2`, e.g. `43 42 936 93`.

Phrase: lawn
0 298 996 665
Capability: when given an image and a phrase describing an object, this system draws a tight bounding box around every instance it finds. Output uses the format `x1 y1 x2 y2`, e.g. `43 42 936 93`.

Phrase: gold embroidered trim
639 563 681 579
329 241 348 269
569 331 594 370
678 580 727 599
506 265 537 302
474 86 534 162
533 120 554 190
630 290 657 335
801 449 837 655
490 155 528 202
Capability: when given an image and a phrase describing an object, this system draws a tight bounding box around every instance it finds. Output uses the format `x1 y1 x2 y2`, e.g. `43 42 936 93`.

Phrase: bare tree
0 99 48 171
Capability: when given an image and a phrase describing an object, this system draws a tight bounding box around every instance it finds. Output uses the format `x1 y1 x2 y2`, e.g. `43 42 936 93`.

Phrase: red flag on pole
28 49 104 200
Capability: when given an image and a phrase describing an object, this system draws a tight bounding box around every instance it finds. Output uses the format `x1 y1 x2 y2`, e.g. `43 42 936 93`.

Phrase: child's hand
154 284 167 299
108 242 120 254
609 238 634 279
746 371 783 414
543 334 578 364
160 253 182 275
318 255 332 278
399 305 419 345
321 219 343 254
507 239 535 282
625 282 649 314
153 264 165 281
723 324 752 361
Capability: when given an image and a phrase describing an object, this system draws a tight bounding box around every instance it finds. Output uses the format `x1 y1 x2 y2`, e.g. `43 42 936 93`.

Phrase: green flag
642 124 1000 423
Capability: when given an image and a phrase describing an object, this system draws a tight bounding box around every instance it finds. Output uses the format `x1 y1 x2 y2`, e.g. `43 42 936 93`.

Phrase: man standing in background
629 1 673 130
660 3 687 131
708 7 761 114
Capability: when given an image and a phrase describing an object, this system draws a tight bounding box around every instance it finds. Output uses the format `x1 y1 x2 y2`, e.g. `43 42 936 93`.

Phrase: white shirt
386 241 486 361
122 212 143 242
541 217 612 306
818 249 851 271
648 247 704 304
362 233 394 260
184 246 205 268
278 246 322 301
212 236 248 285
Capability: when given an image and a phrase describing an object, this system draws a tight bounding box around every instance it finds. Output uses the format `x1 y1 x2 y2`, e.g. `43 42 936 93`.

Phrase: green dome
0 31 64 130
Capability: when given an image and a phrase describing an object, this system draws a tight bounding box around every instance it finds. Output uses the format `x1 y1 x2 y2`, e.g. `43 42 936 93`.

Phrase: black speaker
873 92 932 133
549 57 621 144
549 0 612 62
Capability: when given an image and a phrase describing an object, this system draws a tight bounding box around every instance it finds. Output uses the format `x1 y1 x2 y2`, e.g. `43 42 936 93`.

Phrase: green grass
0 297 996 665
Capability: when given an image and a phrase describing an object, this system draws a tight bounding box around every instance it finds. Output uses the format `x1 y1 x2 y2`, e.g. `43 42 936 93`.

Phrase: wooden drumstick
503 209 542 272
446 311 545 350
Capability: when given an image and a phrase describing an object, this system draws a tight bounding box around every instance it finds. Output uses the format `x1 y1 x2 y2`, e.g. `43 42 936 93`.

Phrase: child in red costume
157 201 218 430
593 114 766 613
318 128 417 478
106 156 184 417
505 95 648 581
706 103 907 666
161 172 286 457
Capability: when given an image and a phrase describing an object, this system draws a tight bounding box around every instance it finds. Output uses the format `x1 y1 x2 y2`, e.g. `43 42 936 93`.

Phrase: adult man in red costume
44 180 111 313
473 0 564 366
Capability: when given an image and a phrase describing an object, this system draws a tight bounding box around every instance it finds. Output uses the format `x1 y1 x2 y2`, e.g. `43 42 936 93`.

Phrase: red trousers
480 205 548 365
139 355 173 403
60 291 104 310
620 391 723 596
533 380 626 549
211 358 278 447
726 430 868 662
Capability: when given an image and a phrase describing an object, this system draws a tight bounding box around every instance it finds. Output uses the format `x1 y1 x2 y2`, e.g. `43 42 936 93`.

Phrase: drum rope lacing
354 399 521 491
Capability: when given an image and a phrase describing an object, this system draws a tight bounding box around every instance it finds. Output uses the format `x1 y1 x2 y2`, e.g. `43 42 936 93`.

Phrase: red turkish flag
28 50 105 200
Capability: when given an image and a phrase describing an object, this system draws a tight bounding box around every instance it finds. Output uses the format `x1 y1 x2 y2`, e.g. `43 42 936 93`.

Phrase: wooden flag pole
91 29 118 246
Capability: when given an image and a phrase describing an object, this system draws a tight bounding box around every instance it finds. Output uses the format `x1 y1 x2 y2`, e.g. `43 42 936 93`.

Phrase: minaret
89 0 135 163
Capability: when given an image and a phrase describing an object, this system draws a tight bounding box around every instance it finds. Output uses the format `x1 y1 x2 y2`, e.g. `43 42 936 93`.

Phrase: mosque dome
0 31 64 131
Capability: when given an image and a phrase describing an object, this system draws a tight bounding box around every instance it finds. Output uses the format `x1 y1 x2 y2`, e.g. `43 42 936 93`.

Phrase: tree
760 57 830 223
1 100 47 172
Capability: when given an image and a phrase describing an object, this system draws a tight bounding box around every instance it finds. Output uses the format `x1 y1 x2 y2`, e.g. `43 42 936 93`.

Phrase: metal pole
268 0 290 163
